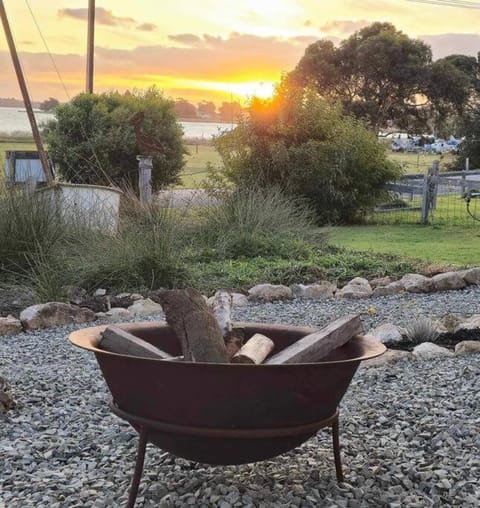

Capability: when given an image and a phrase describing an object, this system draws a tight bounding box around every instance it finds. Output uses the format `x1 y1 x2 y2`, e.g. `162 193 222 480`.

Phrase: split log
231 333 274 364
211 290 232 337
156 288 229 363
99 326 173 360
265 314 363 365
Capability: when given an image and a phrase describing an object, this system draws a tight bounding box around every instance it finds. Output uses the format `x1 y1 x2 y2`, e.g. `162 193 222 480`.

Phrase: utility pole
0 0 53 183
86 0 95 93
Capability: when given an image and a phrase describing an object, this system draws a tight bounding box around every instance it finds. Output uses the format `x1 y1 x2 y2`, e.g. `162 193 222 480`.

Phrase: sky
2 0 480 106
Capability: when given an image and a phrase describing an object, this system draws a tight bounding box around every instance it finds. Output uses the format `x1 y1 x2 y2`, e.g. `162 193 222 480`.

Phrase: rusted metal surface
70 321 385 465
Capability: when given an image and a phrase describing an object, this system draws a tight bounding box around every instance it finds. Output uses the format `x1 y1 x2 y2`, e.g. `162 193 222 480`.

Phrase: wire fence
365 164 480 226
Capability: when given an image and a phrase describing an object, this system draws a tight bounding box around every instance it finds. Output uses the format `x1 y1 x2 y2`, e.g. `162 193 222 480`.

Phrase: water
0 107 234 139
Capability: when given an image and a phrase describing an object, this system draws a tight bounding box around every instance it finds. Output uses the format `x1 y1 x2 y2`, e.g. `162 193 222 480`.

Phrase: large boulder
369 276 393 289
400 274 434 293
248 284 293 302
412 342 453 359
455 340 480 355
372 281 405 298
336 277 372 299
95 307 133 321
231 293 249 307
367 323 404 345
20 302 96 331
0 315 23 336
455 315 480 331
128 298 164 317
432 272 466 292
290 281 336 299
462 267 480 285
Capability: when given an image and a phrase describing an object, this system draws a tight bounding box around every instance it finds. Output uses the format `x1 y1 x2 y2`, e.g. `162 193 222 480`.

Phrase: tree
288 23 432 133
39 97 60 112
218 101 244 122
174 98 197 118
212 88 401 223
45 88 186 190
197 101 216 119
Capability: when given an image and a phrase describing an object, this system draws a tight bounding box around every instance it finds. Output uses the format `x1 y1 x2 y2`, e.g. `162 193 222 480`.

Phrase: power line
407 0 480 8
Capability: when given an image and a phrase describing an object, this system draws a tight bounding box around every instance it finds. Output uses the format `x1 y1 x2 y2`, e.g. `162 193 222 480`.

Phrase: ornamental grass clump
405 317 440 345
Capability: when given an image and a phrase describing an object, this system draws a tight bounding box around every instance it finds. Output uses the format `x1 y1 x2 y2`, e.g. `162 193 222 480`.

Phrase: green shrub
212 89 401 224
45 87 186 190
198 186 324 258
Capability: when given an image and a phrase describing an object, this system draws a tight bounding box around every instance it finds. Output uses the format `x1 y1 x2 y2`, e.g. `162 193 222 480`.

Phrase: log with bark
265 314 363 365
99 326 173 360
157 288 229 363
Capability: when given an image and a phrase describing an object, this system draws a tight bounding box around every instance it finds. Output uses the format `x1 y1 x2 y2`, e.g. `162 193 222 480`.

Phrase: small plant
405 317 440 345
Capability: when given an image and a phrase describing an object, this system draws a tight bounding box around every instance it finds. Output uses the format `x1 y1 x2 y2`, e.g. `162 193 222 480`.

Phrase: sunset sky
2 0 480 106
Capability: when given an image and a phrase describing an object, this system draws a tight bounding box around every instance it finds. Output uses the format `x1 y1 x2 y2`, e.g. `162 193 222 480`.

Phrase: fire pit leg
332 416 344 483
127 425 149 508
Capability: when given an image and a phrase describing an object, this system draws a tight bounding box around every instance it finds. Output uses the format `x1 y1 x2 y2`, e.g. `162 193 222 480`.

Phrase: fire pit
70 321 385 507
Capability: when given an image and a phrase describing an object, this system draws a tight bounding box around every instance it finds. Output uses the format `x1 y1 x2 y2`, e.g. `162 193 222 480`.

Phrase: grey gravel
1 290 479 507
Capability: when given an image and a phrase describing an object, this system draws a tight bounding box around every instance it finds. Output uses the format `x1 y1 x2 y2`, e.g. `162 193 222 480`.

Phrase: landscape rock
440 313 466 332
422 263 456 277
372 281 405 297
231 293 249 307
65 286 87 305
290 281 336 299
248 284 293 302
127 298 164 317
455 314 480 331
93 288 107 297
361 349 412 368
110 294 137 309
462 267 480 285
367 323 404 345
432 272 466 291
369 276 393 289
20 303 96 331
0 315 23 336
400 273 434 293
454 340 480 355
412 342 454 359
131 293 144 301
336 277 372 299
0 376 15 413
95 307 132 321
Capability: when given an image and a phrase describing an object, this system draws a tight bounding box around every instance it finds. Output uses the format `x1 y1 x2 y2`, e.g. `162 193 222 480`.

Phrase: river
0 107 235 139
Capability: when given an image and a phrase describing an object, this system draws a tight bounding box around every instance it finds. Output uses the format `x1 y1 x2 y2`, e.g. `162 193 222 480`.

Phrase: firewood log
211 290 233 337
265 314 363 364
231 333 275 364
224 328 245 359
156 288 229 363
99 326 173 360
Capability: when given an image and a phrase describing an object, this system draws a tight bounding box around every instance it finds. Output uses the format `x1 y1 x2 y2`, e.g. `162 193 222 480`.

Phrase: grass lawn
330 224 480 266
388 150 457 174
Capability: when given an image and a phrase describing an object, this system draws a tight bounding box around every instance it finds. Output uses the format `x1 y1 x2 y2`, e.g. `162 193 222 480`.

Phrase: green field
388 150 457 174
330 224 480 266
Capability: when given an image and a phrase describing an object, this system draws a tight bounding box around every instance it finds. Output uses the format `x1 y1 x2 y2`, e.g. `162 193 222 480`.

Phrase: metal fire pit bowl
70 321 385 506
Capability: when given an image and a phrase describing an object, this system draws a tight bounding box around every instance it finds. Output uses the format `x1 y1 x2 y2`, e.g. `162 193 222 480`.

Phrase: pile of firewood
99 289 363 365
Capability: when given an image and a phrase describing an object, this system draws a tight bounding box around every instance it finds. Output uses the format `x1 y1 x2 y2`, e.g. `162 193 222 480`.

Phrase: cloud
168 34 203 46
320 19 372 35
58 7 135 26
420 33 480 59
137 23 157 32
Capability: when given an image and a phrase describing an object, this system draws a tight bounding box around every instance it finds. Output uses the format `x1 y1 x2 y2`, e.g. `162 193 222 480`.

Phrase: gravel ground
1 292 479 507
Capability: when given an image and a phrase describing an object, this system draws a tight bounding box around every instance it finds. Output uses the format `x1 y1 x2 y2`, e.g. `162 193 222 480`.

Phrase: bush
45 88 186 190
212 89 401 223
197 186 324 259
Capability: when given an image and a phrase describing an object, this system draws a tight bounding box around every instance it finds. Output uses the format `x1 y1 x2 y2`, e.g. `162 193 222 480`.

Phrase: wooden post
137 156 152 204
86 0 95 93
0 1 54 184
421 161 439 224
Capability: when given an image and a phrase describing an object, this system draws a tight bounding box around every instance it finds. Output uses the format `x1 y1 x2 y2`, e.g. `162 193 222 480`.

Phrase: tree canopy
288 22 479 135
45 88 186 191
212 88 401 224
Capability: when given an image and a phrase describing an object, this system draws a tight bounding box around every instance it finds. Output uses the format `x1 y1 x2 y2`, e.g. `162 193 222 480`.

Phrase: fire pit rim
69 320 386 365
